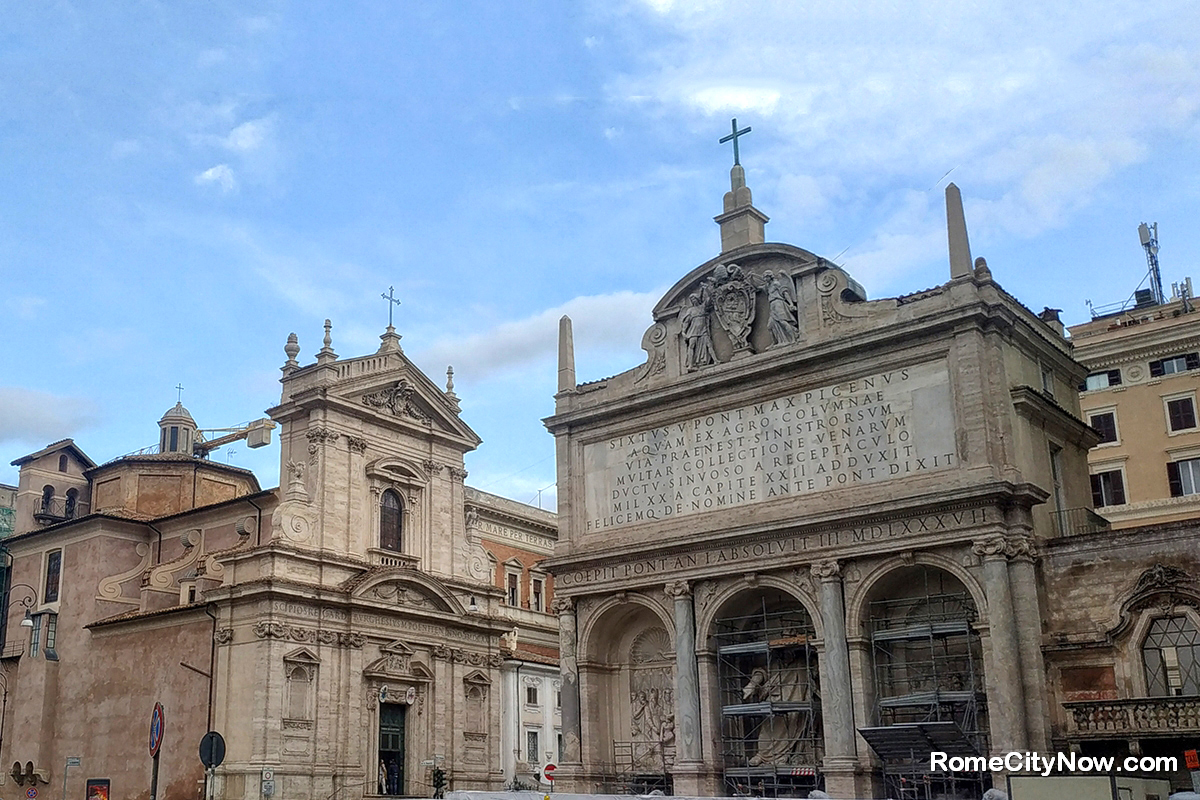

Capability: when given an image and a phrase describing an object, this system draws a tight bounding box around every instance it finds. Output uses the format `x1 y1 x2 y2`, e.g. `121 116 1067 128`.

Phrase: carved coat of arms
704 264 757 355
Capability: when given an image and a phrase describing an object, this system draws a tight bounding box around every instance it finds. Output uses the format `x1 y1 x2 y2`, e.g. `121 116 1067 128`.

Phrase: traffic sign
149 703 166 757
66 757 81 767
541 763 557 784
199 731 226 768
26 789 38 799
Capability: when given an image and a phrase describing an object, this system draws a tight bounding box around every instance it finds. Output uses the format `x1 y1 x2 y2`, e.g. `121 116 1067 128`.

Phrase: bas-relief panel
582 360 956 534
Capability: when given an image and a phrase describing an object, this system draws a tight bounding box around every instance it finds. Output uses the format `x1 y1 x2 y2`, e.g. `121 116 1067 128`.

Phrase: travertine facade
544 171 1100 798
0 324 557 800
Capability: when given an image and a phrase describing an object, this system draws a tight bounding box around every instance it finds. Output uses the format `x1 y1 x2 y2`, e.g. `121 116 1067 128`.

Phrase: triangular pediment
463 669 491 687
283 647 320 664
381 639 415 656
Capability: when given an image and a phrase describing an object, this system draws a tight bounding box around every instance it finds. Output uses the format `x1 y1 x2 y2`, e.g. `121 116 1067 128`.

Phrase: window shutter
1150 360 1165 378
1091 474 1104 507
1187 353 1200 371
1078 381 1088 392
1108 369 1122 386
1168 461 1183 497
1111 472 1126 505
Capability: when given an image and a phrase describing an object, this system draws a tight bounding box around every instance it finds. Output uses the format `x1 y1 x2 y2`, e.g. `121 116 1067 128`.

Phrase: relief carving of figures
629 671 675 768
761 270 799 348
705 263 757 356
361 380 431 424
680 292 717 372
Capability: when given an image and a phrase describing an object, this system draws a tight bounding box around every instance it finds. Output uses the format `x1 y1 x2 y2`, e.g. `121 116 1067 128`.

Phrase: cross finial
719 118 752 166
381 286 402 328
175 383 185 403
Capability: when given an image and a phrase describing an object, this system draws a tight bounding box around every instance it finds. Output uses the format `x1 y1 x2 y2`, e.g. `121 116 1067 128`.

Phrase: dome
158 402 198 455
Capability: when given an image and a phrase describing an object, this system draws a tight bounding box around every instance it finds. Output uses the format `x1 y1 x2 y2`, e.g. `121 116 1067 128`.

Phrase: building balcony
1051 507 1111 537
33 497 80 525
1064 696 1200 738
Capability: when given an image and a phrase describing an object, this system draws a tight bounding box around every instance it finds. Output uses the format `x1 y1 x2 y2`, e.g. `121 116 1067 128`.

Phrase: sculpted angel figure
762 270 799 347
680 292 717 372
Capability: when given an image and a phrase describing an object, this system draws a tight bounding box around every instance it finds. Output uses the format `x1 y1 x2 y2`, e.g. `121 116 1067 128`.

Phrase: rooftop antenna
1138 222 1164 305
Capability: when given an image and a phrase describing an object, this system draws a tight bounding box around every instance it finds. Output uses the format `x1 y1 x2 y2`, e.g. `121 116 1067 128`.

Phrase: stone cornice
1010 386 1100 449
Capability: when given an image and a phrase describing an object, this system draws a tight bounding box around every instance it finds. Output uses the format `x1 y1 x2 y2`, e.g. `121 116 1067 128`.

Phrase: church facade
544 169 1104 798
0 324 558 800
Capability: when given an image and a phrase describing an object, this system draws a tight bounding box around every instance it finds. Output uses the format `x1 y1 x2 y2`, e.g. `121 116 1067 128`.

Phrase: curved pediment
652 243 826 318
346 568 465 615
365 456 430 485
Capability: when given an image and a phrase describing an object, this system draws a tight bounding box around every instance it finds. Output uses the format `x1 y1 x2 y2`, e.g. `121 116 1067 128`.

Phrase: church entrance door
379 703 406 795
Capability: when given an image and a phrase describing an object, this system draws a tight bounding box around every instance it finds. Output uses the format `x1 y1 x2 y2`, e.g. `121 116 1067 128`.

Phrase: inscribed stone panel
582 361 955 534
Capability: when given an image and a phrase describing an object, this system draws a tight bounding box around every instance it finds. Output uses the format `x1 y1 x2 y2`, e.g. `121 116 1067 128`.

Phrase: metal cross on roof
719 118 752 166
381 286 402 328
175 383 185 402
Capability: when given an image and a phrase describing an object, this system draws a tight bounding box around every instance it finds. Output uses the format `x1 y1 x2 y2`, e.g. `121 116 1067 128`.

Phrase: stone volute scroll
810 559 841 582
972 535 1010 561
272 460 317 545
664 580 692 601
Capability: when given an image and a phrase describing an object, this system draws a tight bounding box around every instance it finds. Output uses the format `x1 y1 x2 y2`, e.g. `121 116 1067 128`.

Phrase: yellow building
1070 287 1200 528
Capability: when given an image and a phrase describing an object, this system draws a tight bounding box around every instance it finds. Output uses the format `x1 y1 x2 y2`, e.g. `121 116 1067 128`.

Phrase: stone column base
670 762 719 797
822 762 873 799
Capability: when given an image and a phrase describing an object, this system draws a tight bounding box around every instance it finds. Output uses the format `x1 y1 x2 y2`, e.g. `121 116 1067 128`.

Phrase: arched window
1143 615 1200 696
65 488 78 519
58 454 68 472
41 485 55 512
380 490 403 552
286 664 313 720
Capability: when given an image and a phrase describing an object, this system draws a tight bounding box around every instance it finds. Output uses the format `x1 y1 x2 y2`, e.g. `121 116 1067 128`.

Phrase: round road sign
541 763 557 784
199 731 226 768
149 702 166 757
27 788 38 799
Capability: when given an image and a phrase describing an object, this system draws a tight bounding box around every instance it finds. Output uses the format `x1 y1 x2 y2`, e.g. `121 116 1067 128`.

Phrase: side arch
847 551 988 634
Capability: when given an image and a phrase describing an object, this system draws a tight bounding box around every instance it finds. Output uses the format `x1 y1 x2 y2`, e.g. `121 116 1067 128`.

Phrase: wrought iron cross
381 286 402 328
719 118 752 166
175 383 185 402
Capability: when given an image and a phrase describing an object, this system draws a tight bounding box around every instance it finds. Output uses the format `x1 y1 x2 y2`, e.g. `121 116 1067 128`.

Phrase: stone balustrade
1065 696 1200 737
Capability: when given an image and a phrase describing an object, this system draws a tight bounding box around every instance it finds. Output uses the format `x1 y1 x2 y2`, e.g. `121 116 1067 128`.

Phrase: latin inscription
476 519 555 549
557 508 987 587
583 361 956 532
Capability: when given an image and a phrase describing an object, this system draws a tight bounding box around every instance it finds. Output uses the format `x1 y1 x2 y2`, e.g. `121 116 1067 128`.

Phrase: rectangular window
526 685 539 706
507 573 519 607
526 729 539 764
531 579 543 612
29 614 41 658
1083 370 1122 391
43 613 57 660
556 689 562 709
1090 470 1126 507
1168 458 1200 497
1041 365 1055 397
1090 412 1118 444
557 730 563 761
44 550 61 604
1150 353 1200 377
1168 397 1198 432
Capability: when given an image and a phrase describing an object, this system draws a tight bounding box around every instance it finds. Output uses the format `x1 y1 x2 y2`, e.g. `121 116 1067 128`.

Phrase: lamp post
7 583 39 629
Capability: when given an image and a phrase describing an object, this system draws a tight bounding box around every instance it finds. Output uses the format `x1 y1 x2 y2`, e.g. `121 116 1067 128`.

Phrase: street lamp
7 584 38 627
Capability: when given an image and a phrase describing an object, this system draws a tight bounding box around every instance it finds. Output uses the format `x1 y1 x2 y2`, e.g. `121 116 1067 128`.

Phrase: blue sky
3 1 1200 509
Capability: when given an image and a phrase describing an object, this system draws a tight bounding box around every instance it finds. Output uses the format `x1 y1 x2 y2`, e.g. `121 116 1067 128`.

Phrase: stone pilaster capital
1005 534 1037 562
550 596 575 615
972 535 1010 561
664 580 692 601
810 559 841 582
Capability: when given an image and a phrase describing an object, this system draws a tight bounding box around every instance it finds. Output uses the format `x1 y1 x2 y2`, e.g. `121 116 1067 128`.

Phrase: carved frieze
252 621 363 648
431 644 503 667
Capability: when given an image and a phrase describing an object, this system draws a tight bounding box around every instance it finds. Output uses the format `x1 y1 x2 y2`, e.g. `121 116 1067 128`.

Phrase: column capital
550 596 575 615
810 559 841 581
664 580 692 600
1005 534 1037 562
972 535 1010 561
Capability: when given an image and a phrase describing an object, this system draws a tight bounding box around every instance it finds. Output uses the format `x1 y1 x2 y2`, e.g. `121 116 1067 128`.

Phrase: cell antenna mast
1138 222 1164 305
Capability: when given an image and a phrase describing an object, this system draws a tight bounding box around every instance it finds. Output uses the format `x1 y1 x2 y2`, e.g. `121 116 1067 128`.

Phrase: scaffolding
716 594 822 797
607 739 675 795
864 573 989 799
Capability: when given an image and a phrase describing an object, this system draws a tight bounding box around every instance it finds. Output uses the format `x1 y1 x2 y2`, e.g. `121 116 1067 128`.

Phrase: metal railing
1050 507 1111 537
34 497 79 523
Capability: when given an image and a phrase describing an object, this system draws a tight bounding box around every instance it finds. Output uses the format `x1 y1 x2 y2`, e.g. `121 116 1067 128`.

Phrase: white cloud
223 118 270 152
0 388 99 445
8 295 46 320
418 289 664 380
603 0 1200 270
195 164 236 191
